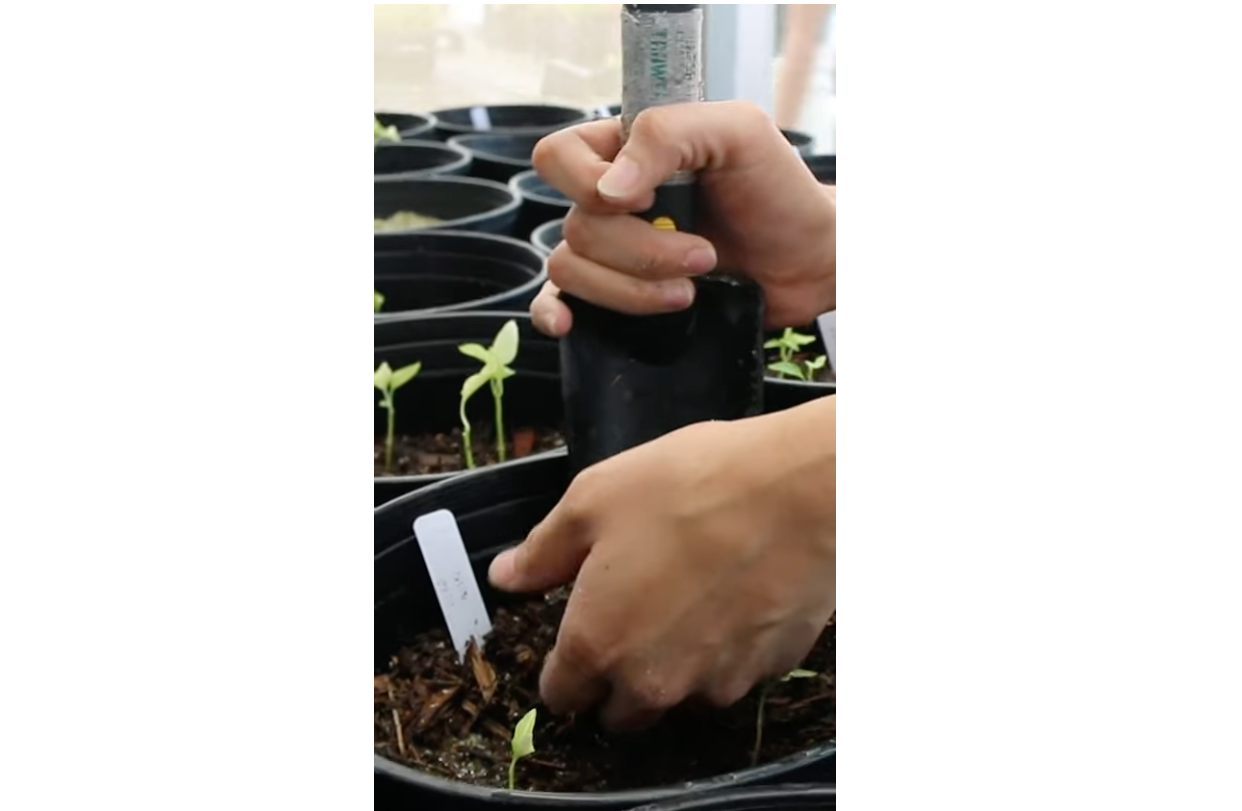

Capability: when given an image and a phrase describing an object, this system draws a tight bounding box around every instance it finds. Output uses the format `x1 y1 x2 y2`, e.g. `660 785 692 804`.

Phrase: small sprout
375 116 401 145
374 290 385 313
458 319 519 470
753 668 819 766
375 360 422 474
764 328 826 381
508 708 537 791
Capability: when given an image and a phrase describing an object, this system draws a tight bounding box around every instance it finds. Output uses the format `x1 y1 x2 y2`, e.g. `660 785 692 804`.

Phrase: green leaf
491 319 520 366
458 343 492 365
805 355 827 371
768 361 807 380
374 291 384 312
374 362 392 391
391 361 422 390
782 669 818 681
497 365 517 381
763 338 783 350
511 708 537 759
786 329 818 347
461 369 490 405
374 117 400 144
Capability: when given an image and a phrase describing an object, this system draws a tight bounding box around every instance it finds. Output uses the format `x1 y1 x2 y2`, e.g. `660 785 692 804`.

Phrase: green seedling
458 319 519 470
508 708 537 791
752 668 819 767
374 116 400 145
765 328 828 381
374 290 385 313
374 360 422 474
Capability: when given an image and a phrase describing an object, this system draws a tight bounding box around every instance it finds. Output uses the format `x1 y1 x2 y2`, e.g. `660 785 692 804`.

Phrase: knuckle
530 132 563 176
627 674 679 712
545 244 576 290
561 209 589 249
555 628 612 675
630 107 669 144
705 678 752 709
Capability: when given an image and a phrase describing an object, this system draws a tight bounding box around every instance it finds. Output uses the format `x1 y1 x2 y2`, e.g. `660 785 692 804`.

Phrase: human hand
488 396 837 731
528 101 836 337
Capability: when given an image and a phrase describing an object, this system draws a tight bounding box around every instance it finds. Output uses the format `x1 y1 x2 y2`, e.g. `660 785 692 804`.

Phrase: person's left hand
487 397 836 731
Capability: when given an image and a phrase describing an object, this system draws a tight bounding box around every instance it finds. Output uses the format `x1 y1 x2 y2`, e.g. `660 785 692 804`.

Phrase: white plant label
817 311 837 374
469 106 492 131
413 509 492 661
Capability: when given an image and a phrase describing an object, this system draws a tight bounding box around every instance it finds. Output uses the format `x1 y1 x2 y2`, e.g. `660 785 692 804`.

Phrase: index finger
532 120 627 213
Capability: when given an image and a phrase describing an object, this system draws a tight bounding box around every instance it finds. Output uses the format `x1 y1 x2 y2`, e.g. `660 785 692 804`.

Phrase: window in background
374 4 623 114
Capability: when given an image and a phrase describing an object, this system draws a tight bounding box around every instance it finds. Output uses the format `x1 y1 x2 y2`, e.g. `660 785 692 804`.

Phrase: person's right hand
529 101 836 337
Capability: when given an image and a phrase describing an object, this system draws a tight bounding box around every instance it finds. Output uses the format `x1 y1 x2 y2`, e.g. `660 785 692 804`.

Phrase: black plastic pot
595 103 622 118
627 786 835 811
530 218 563 256
782 130 816 157
510 170 572 245
803 155 836 185
374 453 837 809
374 312 560 506
375 140 471 179
449 132 544 183
431 104 591 139
375 231 546 323
377 110 437 141
375 176 521 237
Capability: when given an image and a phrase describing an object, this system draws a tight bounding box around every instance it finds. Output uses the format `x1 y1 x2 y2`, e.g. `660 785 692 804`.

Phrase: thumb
595 100 778 207
488 510 591 593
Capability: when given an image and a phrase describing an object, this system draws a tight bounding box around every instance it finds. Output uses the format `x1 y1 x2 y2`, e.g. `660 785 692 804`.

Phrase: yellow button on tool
652 216 677 231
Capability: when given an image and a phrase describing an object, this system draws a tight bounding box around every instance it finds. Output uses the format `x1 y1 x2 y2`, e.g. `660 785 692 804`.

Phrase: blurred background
374 3 835 152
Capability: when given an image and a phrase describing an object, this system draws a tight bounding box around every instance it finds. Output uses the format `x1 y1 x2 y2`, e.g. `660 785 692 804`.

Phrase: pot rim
374 176 522 236
509 169 572 209
431 104 592 136
374 139 472 179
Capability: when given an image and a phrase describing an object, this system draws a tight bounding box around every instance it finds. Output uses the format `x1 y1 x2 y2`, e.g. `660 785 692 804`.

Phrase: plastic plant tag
413 509 492 661
469 106 492 131
817 311 837 373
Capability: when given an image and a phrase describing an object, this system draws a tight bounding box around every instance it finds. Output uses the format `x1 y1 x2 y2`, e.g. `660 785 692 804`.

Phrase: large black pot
375 231 546 323
530 218 563 256
510 170 571 244
628 786 835 811
803 155 835 185
375 176 520 237
374 453 837 809
374 312 561 507
375 140 472 179
450 132 544 183
431 104 591 139
377 110 437 141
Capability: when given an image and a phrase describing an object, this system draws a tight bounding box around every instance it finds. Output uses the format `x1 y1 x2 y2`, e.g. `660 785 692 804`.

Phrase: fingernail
488 548 518 588
684 246 717 274
597 155 642 200
660 279 695 308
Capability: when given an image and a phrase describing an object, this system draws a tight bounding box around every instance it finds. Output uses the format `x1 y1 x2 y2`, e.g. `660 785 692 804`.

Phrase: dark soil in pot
450 132 544 183
374 454 836 809
377 110 437 140
510 170 571 244
375 176 520 237
803 155 835 186
374 313 563 507
782 129 816 157
530 218 563 257
376 140 472 179
374 232 546 320
431 104 591 139
628 785 835 811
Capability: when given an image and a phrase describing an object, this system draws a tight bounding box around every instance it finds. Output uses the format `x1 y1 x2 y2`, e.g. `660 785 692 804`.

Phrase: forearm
774 5 832 128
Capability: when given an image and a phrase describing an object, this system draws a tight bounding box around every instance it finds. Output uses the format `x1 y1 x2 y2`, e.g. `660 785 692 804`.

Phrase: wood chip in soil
374 426 564 477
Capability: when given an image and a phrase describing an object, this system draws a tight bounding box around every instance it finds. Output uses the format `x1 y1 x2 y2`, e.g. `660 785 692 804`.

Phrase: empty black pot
803 155 835 185
627 786 835 811
449 132 544 183
782 130 816 157
431 104 591 139
375 176 521 237
374 312 562 507
530 218 563 256
374 453 836 810
375 231 546 322
510 170 572 243
375 140 472 179
377 110 437 141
